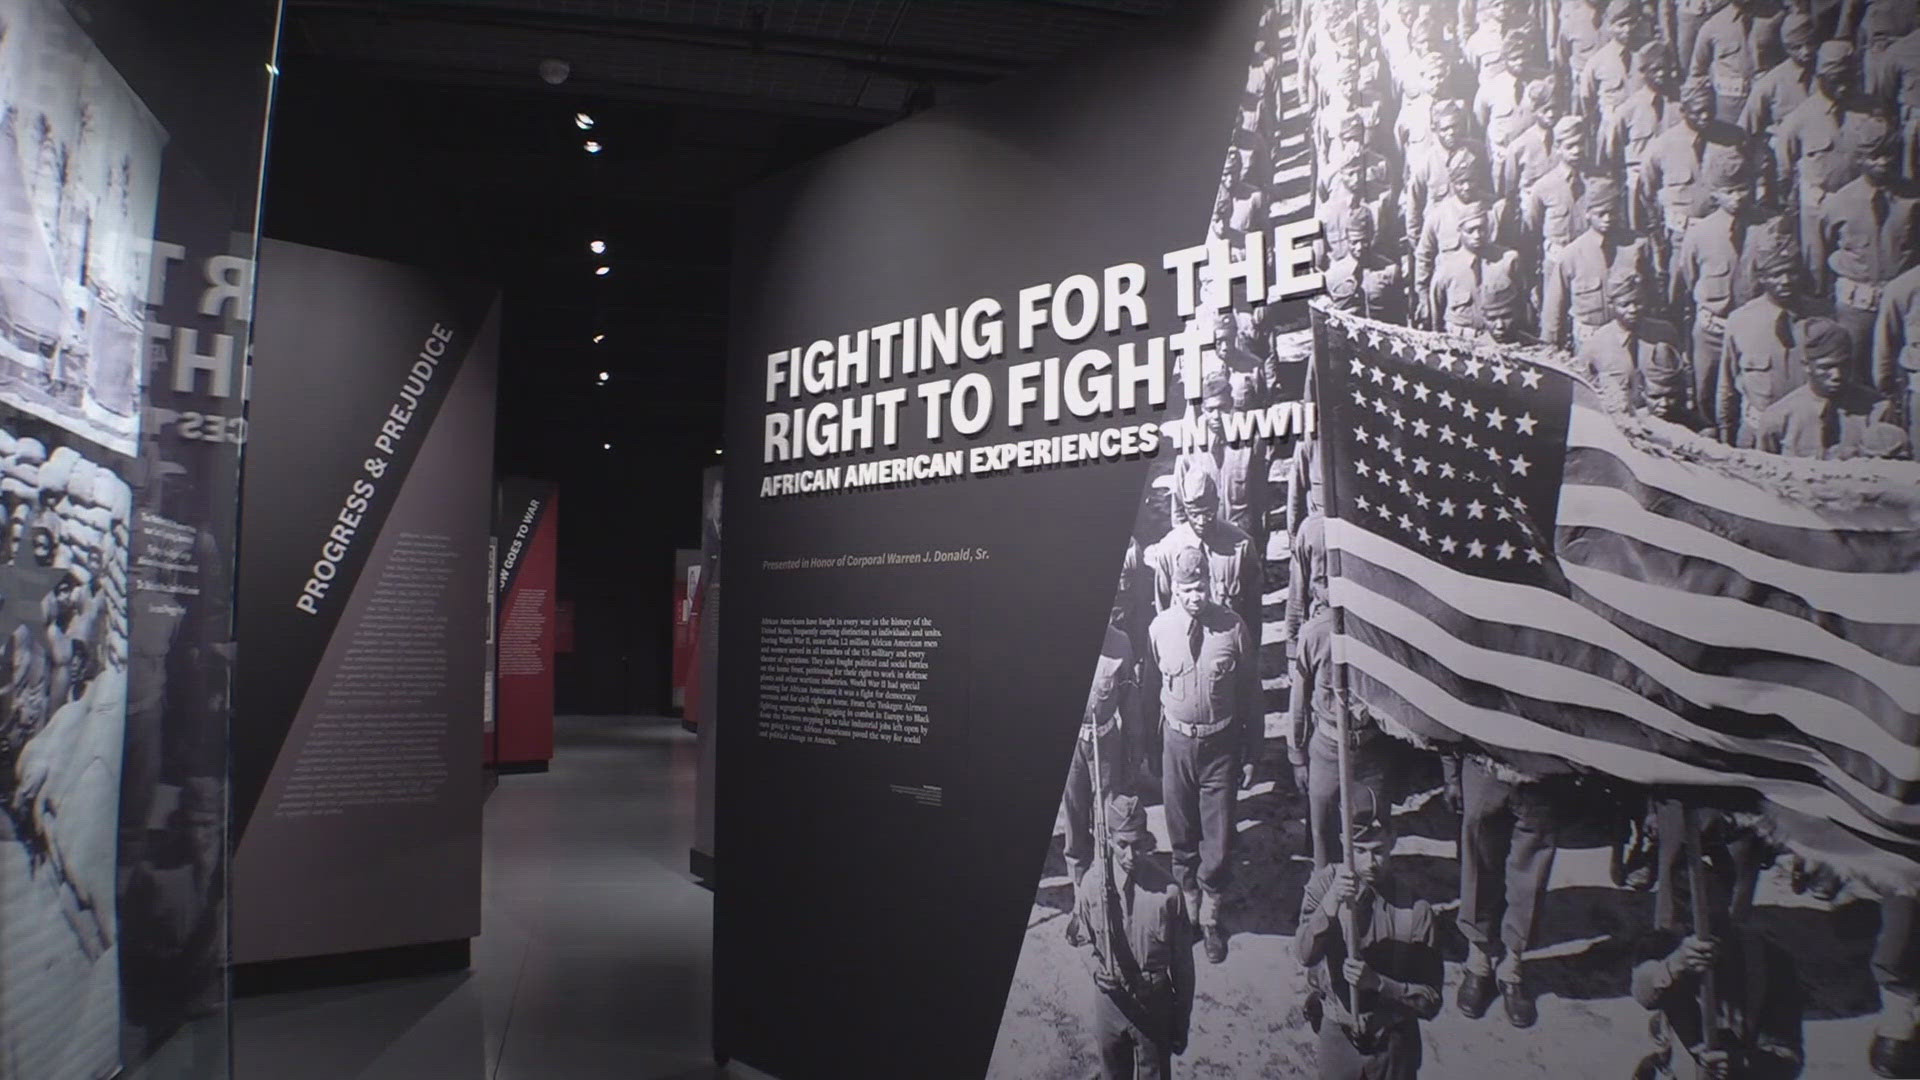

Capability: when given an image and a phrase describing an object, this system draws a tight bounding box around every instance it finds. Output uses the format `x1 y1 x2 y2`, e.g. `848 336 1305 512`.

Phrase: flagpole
1310 307 1360 1016
1089 692 1116 985
1682 803 1719 1059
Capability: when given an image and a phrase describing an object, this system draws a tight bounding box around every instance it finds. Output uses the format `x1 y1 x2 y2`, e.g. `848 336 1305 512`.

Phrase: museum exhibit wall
232 239 495 965
0 0 279 1076
493 476 556 769
716 1 1920 1078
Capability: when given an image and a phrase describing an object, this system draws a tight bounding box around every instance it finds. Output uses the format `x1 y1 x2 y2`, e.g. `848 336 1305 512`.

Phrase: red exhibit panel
492 479 557 767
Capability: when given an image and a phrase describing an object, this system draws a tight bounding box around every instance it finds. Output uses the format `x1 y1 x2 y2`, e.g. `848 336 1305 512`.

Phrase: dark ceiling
261 0 1183 712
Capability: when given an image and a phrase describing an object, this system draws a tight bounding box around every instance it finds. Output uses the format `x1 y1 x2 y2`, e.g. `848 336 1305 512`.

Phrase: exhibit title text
758 224 1322 497
295 322 456 615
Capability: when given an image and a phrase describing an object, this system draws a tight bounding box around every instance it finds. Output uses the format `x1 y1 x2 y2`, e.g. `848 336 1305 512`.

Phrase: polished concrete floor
233 715 765 1080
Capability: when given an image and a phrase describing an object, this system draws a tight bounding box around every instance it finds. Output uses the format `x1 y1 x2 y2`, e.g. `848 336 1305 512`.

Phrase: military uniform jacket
1171 439 1269 542
1740 58 1812 137
1631 929 1804 1080
1599 88 1683 176
1521 162 1592 255
1326 253 1410 324
1672 208 1772 317
1431 245 1530 336
1872 262 1920 393
1689 4 1785 111
1717 295 1819 434
1145 521 1262 634
1289 606 1377 764
1756 382 1896 458
1417 194 1519 293
1773 94 1877 202
1085 624 1136 736
1578 318 1686 410
1641 120 1752 235
1543 230 1656 348
1818 177 1920 301
1295 867 1444 1043
1147 602 1257 752
1576 38 1634 126
1076 859 1195 1039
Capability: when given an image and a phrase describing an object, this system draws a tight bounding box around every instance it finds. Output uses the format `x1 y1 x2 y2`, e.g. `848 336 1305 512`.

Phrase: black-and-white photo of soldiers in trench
0 421 132 1080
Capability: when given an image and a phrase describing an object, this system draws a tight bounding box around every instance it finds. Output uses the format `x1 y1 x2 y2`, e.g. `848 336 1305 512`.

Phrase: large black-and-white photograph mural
0 0 163 458
991 1 1920 1077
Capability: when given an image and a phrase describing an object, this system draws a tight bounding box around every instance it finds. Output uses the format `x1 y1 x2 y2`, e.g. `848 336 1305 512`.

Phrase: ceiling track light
574 112 595 131
589 240 606 255
594 265 611 276
592 333 606 344
584 139 603 154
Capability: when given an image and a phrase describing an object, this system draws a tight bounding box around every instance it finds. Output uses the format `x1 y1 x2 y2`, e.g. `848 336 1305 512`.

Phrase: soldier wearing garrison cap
1757 316 1897 456
1170 369 1269 548
1290 588 1396 871
1431 203 1531 337
1719 241 1834 444
1581 263 1686 409
1522 115 1596 270
1817 113 1920 380
1542 172 1654 350
1146 544 1257 965
1640 77 1752 257
1326 205 1410 324
1740 9 1817 138
1147 465 1261 645
1775 41 1882 289
1074 792 1195 1080
1598 41 1683 218
1417 147 1514 299
1689 0 1786 125
1407 99 1477 244
1477 268 1534 344
1297 788 1442 1079
1672 147 1783 411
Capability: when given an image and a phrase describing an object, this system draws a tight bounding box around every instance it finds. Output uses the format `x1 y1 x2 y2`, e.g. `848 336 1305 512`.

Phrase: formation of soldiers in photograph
991 1 1920 1077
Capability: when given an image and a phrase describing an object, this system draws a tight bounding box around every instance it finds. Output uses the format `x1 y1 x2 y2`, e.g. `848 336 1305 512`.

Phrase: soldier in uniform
1147 468 1263 656
1718 244 1828 444
1644 339 1720 430
1074 792 1195 1080
1773 42 1878 293
1478 271 1536 343
1689 0 1786 125
1740 10 1818 138
1296 790 1443 1080
1063 623 1137 946
1290 602 1399 871
1417 148 1515 303
1454 754 1562 1030
1497 78 1562 205
1817 115 1920 380
1431 205 1532 336
1147 545 1258 965
1671 149 1779 410
1478 29 1551 163
1542 174 1654 350
1575 0 1642 135
1407 101 1478 248
1171 370 1269 546
1641 78 1751 266
1757 317 1898 455
1522 115 1596 277
1599 41 1685 227
1321 149 1408 272
1870 242 1920 449
1630 897 1806 1080
1327 206 1411 324
1581 264 1687 408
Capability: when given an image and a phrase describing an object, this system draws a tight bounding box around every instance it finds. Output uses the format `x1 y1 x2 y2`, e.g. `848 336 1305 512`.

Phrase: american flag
1310 306 1920 872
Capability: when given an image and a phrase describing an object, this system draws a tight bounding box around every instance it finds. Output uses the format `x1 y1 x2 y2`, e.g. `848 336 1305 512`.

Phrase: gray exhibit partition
716 1 1920 1079
233 240 496 967
0 0 279 1077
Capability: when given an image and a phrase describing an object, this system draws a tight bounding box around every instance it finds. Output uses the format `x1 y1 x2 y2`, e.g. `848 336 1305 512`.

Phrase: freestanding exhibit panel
0 1 278 1077
717 1 1920 1078
233 239 495 965
493 477 556 769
